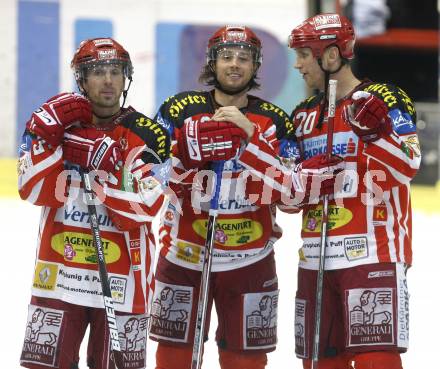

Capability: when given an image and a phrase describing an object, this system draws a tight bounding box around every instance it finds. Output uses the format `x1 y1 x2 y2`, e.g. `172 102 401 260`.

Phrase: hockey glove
176 116 247 169
63 127 122 173
292 154 344 204
26 92 93 147
344 91 393 143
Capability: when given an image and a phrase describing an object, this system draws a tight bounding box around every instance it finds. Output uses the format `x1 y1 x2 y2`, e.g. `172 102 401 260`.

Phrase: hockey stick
191 161 224 369
311 79 337 369
79 168 123 369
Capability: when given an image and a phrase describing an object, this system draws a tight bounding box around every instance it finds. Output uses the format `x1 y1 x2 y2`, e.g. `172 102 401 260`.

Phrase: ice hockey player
149 25 342 369
18 37 170 369
238 13 421 369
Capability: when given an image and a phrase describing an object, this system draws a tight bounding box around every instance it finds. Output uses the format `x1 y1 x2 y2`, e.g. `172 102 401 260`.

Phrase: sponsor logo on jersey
33 262 58 290
130 248 141 269
373 202 388 224
21 304 64 366
294 298 307 358
397 271 409 347
116 314 148 366
302 132 358 159
218 197 254 211
18 153 32 176
62 205 115 229
164 210 174 223
400 141 411 158
243 290 279 349
176 241 201 264
388 108 416 135
279 138 300 163
298 248 307 262
347 288 394 346
165 94 208 118
364 84 399 109
109 276 127 304
404 134 420 157
368 270 394 279
344 236 368 261
260 102 287 119
302 206 353 233
364 84 415 116
51 232 121 264
149 281 193 343
155 112 170 129
134 116 169 158
193 218 263 247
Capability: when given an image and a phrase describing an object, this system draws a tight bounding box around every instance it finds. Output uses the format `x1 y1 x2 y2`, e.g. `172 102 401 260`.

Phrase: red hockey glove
169 181 193 199
63 127 122 173
344 91 393 143
292 154 344 203
26 92 93 146
176 117 247 169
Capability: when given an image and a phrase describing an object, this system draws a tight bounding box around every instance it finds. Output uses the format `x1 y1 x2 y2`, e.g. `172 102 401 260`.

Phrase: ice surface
1 199 438 368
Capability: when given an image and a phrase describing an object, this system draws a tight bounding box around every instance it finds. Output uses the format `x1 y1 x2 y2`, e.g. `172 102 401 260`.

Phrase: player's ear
322 46 340 69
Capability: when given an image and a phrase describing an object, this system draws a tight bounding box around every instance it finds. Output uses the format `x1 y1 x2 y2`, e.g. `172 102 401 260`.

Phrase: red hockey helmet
207 25 262 64
288 13 355 59
71 38 133 88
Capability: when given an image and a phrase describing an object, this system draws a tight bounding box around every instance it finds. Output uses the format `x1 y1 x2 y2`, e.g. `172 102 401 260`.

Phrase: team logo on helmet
313 14 342 30
93 38 114 47
224 27 246 42
98 49 117 60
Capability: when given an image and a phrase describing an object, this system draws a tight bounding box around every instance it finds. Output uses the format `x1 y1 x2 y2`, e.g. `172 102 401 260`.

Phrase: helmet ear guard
288 13 355 59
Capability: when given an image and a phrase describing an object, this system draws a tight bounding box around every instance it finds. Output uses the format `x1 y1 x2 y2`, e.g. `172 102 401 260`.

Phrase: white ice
1 198 438 368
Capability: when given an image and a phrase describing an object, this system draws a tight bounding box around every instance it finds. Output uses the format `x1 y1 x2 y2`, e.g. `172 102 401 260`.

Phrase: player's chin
223 80 249 93
100 96 119 106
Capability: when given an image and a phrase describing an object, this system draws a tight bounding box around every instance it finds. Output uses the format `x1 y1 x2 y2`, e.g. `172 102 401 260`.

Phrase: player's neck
327 68 361 100
214 88 248 109
92 106 121 126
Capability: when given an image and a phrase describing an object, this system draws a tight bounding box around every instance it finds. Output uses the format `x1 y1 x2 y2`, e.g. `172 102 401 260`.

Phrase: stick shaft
311 79 338 368
80 169 122 368
191 162 224 369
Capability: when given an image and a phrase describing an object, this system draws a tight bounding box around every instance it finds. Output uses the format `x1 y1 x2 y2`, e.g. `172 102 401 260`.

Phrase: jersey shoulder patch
361 82 416 119
120 111 171 164
248 96 294 136
158 90 212 126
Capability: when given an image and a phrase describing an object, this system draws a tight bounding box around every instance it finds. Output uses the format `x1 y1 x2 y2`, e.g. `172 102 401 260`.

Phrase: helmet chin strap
121 76 132 108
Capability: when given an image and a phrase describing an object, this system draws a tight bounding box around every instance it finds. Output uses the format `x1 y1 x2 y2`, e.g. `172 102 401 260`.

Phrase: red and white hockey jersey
18 107 171 313
155 90 293 272
239 81 421 270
